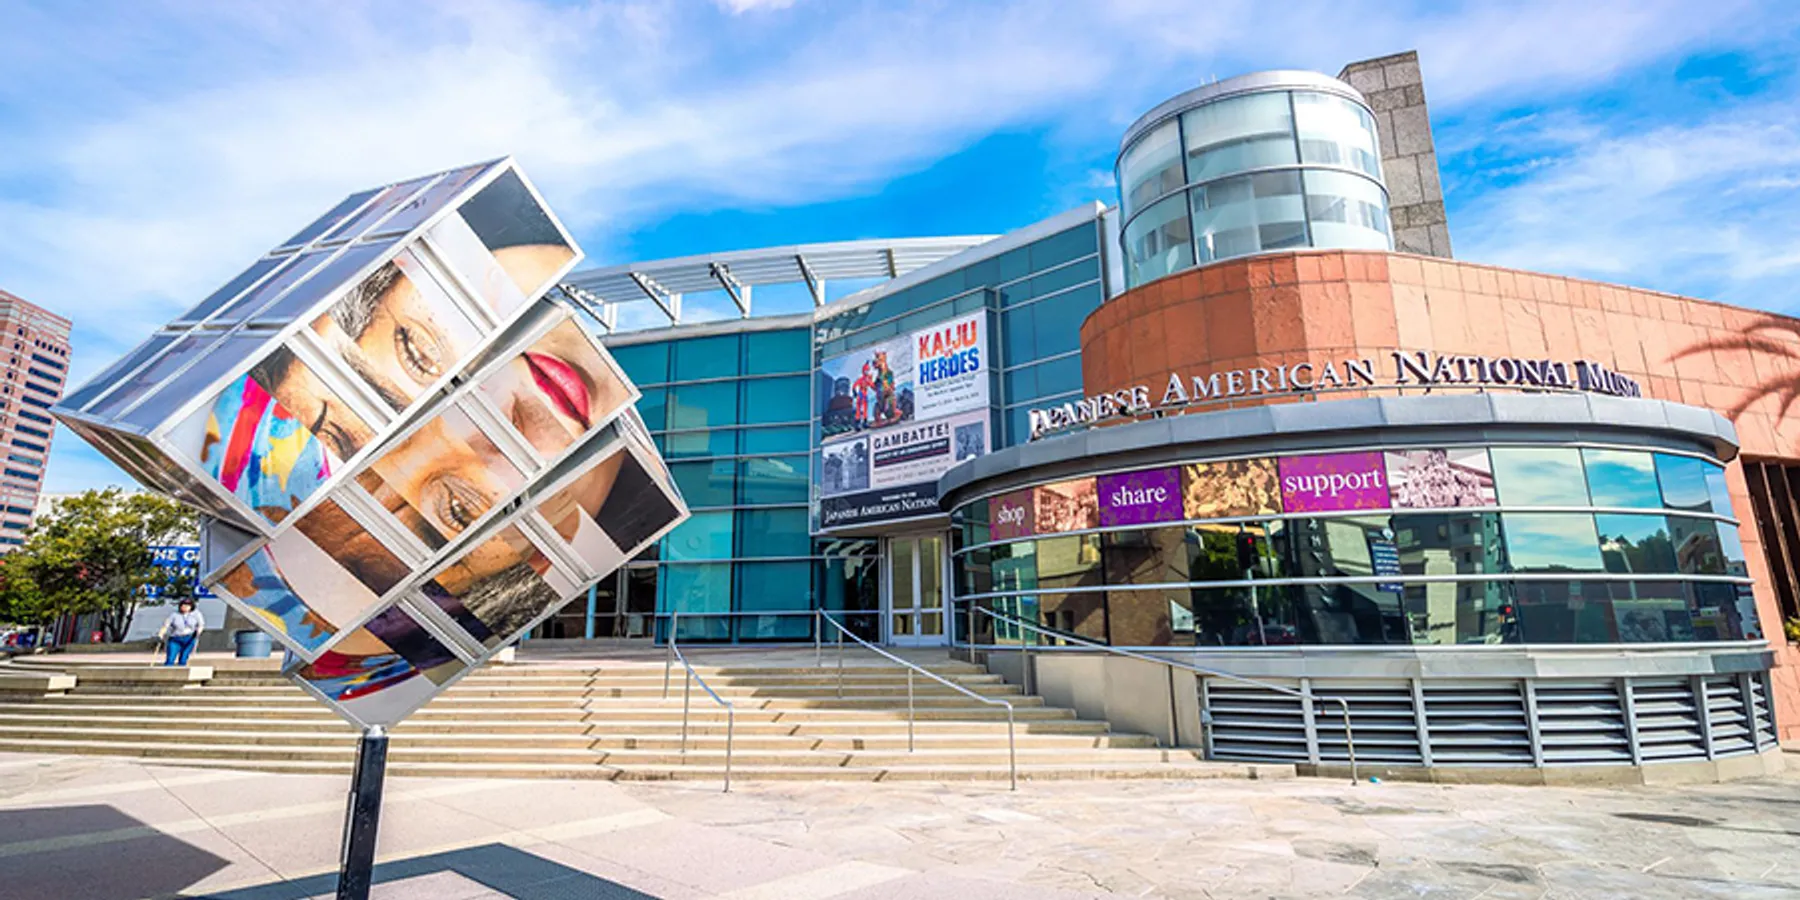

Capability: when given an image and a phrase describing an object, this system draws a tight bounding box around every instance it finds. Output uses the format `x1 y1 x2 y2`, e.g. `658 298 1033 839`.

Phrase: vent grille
1199 672 1773 770
1750 674 1779 750
1312 682 1421 765
1632 677 1707 762
1533 680 1631 765
1205 681 1308 762
1421 681 1532 766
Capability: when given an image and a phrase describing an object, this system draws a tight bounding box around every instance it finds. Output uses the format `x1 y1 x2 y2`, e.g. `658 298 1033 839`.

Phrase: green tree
5 489 196 642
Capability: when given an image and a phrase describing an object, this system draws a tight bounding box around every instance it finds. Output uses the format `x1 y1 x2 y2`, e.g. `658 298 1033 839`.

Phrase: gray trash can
233 629 272 658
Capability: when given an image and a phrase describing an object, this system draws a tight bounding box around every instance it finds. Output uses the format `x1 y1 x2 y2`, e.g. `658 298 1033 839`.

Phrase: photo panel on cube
415 524 581 650
285 605 468 729
361 404 528 549
424 168 577 322
309 248 482 414
176 370 343 527
473 315 635 461
534 439 684 579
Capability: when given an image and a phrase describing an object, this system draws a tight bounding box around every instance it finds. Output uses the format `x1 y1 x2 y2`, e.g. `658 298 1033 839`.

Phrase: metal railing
813 610 1019 790
660 611 735 792
967 605 1357 784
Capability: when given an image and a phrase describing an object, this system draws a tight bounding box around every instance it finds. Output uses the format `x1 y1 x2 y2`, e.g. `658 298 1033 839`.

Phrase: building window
3 469 38 482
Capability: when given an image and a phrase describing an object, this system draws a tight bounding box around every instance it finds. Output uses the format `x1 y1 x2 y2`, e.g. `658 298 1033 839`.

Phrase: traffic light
1236 531 1260 571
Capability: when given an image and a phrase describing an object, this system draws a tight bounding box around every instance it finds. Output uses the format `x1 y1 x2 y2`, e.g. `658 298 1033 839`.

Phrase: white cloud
1452 104 1800 308
716 0 797 12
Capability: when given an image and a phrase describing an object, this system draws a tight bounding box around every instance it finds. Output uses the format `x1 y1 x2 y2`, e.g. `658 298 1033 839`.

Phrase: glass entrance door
885 534 948 646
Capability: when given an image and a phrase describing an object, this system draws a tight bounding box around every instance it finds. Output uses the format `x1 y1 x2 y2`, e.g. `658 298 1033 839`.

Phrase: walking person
159 600 205 667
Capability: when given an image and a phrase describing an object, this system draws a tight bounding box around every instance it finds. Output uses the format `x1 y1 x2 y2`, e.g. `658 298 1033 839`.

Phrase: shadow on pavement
191 843 659 900
0 805 232 900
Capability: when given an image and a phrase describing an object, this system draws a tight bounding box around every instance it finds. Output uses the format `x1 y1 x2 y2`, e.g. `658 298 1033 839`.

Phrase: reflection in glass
1655 453 1713 513
1491 447 1588 507
1608 581 1694 642
1704 462 1733 517
1668 516 1726 574
1502 514 1604 572
1582 449 1661 508
1123 193 1194 287
1516 581 1615 643
1594 514 1675 574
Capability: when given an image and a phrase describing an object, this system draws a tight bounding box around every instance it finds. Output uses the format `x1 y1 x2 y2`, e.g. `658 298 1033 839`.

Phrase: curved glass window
1583 449 1662 508
1119 120 1185 220
1192 171 1307 263
1116 86 1391 287
954 442 1752 647
1181 92 1296 183
1301 169 1389 250
1123 193 1194 287
1292 91 1380 178
1655 453 1714 513
1491 448 1588 507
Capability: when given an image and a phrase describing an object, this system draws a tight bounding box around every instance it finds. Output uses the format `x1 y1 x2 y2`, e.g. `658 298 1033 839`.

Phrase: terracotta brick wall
1080 249 1800 738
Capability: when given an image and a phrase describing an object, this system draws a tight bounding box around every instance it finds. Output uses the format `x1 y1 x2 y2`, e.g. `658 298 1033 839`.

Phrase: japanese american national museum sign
52 159 689 730
1026 351 1645 440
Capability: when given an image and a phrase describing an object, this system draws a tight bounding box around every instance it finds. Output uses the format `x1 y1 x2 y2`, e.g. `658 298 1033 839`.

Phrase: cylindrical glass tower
1116 70 1392 289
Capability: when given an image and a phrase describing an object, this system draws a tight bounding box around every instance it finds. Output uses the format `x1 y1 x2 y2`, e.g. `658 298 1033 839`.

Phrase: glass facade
530 213 1111 643
583 324 882 642
952 445 1761 648
1117 77 1391 288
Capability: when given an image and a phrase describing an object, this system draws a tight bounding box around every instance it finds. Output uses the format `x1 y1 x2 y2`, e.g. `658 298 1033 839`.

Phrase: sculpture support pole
337 726 388 900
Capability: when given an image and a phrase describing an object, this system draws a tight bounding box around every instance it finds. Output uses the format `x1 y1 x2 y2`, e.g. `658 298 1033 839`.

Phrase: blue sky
4 0 1799 494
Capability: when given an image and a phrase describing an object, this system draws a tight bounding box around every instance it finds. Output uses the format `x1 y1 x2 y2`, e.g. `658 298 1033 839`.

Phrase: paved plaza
3 751 1800 898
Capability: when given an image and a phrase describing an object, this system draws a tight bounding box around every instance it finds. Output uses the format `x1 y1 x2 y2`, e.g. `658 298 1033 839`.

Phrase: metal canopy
559 236 992 329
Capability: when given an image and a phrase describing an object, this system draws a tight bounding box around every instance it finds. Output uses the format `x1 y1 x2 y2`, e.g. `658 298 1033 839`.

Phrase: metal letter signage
1026 351 1646 441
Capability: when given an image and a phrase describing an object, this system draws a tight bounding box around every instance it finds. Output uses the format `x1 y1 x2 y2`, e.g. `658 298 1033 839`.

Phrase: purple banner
1278 452 1390 513
991 488 1035 540
1097 468 1183 527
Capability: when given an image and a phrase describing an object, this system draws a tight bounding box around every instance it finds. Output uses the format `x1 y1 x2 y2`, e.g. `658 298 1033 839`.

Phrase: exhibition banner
911 313 986 420
1278 451 1390 513
1096 467 1182 527
869 409 989 490
817 311 988 445
814 311 992 526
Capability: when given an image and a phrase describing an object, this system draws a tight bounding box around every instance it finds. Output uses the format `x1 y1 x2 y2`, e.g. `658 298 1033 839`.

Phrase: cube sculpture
53 160 689 727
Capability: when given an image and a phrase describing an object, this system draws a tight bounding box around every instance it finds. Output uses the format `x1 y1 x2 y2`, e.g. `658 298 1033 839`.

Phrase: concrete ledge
0 671 77 695
70 666 214 686
1296 746 1785 786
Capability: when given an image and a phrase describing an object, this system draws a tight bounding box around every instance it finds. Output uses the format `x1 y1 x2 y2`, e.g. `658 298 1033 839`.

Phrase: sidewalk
4 750 1800 898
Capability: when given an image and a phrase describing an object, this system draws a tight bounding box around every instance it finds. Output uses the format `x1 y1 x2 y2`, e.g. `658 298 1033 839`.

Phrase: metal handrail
814 610 1018 791
969 605 1357 784
660 611 735 792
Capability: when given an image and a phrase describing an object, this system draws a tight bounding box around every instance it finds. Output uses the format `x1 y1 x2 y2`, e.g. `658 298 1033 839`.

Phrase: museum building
541 52 1800 777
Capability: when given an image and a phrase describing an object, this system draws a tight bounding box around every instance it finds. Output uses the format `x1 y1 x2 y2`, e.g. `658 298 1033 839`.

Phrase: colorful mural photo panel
199 372 337 525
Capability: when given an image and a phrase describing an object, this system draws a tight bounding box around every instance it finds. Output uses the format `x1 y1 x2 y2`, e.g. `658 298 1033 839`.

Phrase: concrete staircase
0 650 1291 783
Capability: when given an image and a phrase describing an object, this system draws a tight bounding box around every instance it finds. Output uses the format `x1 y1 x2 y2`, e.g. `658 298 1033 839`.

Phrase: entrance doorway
885 534 948 646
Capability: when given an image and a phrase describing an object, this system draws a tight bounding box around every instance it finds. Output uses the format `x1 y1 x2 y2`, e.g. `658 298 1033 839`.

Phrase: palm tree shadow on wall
1671 318 1800 423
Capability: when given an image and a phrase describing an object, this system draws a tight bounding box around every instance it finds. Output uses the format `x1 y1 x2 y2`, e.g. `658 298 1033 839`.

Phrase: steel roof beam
795 254 824 307
710 262 751 318
630 271 681 324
